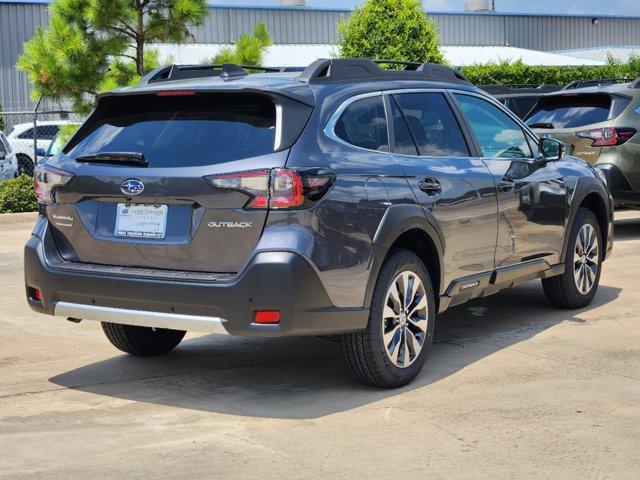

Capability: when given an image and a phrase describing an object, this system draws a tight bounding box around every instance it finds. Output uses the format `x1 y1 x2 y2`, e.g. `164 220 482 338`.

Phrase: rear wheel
101 322 186 356
340 250 435 388
17 154 34 176
542 207 602 309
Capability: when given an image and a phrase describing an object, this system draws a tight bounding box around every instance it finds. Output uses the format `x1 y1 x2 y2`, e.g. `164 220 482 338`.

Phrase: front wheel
102 322 186 356
340 250 436 388
542 207 602 309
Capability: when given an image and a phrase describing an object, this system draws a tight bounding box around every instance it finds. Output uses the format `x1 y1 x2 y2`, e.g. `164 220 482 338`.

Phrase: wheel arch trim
365 204 445 308
564 177 613 263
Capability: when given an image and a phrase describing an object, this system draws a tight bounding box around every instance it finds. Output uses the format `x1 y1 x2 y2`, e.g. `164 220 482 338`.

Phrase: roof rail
480 84 562 95
628 77 640 89
297 58 471 85
138 64 303 85
563 78 633 90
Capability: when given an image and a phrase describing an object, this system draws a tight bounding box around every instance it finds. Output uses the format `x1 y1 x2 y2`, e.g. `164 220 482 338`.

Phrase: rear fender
364 204 445 308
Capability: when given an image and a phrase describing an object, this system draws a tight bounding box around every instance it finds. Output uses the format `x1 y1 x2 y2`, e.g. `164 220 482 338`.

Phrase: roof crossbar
297 58 471 84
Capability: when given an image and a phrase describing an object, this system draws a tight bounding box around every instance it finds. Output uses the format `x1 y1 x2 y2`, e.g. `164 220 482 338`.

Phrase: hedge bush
460 57 640 86
0 175 38 213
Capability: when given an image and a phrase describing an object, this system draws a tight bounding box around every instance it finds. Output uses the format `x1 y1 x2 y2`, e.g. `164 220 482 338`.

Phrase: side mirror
36 147 47 157
539 136 565 162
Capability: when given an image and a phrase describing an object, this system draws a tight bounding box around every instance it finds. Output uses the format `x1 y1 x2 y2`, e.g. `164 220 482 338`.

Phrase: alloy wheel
574 223 599 295
381 271 429 368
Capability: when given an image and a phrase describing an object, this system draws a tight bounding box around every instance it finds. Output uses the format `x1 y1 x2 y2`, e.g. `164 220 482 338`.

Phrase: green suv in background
526 81 640 208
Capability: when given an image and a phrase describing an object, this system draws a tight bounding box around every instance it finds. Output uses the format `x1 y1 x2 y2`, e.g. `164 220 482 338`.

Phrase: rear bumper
24 226 368 337
596 164 640 205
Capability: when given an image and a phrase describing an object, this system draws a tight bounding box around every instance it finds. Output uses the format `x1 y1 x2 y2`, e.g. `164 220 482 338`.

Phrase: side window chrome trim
324 91 393 156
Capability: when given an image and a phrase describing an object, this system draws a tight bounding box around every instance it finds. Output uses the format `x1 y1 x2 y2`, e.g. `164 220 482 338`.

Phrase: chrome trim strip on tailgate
54 302 229 334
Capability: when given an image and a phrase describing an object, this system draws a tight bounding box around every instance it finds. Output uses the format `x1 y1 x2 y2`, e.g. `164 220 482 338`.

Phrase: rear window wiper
528 122 555 129
75 152 149 167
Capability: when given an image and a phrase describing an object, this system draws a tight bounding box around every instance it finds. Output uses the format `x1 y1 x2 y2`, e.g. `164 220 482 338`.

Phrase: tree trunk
136 3 145 75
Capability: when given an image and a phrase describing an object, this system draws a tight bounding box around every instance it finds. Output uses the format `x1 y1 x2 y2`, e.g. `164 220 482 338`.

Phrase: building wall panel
4 5 640 110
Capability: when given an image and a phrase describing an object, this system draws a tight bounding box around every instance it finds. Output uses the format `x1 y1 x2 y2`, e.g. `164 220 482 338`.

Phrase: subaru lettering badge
121 179 144 195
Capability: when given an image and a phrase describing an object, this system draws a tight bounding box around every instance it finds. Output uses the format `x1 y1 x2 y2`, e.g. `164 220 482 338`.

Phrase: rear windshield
65 93 276 167
526 93 628 129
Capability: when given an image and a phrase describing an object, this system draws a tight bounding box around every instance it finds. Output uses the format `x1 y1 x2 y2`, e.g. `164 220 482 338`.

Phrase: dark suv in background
25 59 613 387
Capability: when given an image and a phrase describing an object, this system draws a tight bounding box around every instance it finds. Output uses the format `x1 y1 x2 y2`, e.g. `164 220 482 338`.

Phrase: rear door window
66 93 277 167
334 96 389 152
526 93 626 128
392 92 469 157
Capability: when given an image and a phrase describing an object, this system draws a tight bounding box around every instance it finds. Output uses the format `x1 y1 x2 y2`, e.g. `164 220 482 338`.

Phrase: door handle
498 179 516 193
418 178 442 196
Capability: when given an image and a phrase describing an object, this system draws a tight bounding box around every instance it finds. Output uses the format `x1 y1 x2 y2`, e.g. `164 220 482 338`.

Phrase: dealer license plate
115 203 168 239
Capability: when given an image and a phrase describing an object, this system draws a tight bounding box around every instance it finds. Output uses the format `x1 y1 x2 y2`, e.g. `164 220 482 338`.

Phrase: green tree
337 0 444 65
18 0 208 111
211 22 272 66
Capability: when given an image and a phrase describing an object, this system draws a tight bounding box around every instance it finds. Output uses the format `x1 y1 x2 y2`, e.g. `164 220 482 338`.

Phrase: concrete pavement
1 211 639 479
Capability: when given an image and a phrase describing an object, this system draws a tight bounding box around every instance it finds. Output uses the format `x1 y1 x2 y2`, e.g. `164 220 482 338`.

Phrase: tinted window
508 97 539 119
0 138 5 155
17 128 33 140
389 99 418 155
455 94 533 159
392 93 469 157
36 125 60 140
0 134 7 154
334 96 389 152
67 93 276 167
526 94 617 128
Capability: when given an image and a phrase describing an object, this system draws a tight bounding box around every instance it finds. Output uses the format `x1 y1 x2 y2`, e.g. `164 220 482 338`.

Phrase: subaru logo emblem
121 179 144 195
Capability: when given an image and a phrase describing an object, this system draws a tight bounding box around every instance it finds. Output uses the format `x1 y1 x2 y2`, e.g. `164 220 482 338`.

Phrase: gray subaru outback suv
25 59 613 387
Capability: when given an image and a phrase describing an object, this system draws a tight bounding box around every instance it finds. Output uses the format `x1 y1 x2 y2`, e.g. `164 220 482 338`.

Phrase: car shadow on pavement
49 281 621 420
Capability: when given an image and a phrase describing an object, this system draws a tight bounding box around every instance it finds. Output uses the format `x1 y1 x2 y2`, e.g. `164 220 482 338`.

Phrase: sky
208 0 640 16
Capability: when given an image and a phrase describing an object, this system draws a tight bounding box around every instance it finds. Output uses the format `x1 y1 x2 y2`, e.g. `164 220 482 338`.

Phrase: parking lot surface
1 211 639 479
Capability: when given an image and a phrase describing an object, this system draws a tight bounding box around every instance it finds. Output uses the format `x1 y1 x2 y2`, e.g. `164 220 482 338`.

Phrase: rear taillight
575 127 637 147
203 168 334 210
33 164 74 204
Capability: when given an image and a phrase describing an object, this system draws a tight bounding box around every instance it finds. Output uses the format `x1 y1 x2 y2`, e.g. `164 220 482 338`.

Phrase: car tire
16 154 34 176
101 322 186 356
340 249 436 388
542 207 602 309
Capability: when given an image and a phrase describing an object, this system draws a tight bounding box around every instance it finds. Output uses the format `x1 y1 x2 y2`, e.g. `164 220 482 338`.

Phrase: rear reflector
29 287 42 301
254 310 281 324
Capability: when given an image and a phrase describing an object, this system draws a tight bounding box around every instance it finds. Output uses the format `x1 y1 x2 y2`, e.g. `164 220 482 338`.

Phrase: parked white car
0 131 18 181
7 121 73 175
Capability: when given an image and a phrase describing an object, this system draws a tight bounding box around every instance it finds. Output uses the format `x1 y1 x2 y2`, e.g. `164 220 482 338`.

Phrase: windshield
526 93 615 129
66 93 276 167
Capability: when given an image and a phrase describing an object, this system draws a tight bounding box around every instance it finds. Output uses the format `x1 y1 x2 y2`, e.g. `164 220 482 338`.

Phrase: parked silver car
0 130 18 181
